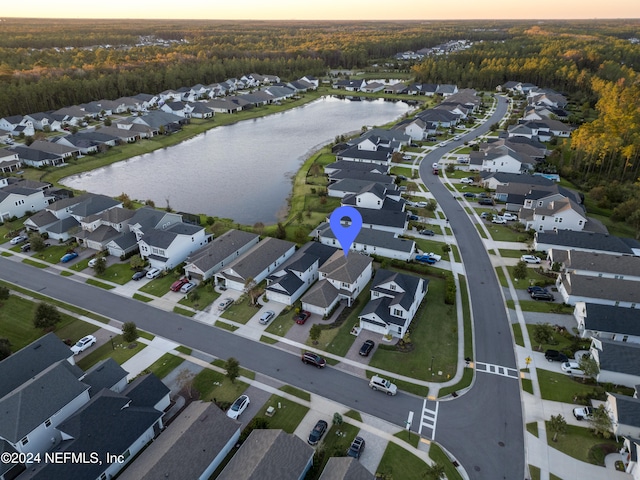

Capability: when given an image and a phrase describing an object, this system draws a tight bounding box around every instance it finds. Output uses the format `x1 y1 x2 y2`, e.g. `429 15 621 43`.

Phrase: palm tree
423 462 445 479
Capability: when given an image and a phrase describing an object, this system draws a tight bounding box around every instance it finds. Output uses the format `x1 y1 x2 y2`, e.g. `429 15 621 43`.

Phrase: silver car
259 310 275 325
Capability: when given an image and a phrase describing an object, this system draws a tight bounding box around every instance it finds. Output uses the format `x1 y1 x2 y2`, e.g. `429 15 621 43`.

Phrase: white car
491 216 507 224
460 177 474 184
502 213 518 221
415 201 428 208
88 258 100 267
146 268 161 279
369 375 397 396
226 394 250 419
218 297 234 311
180 282 196 294
9 235 28 245
259 310 275 325
561 361 585 375
432 163 438 169
520 255 541 264
402 155 411 160
71 335 97 355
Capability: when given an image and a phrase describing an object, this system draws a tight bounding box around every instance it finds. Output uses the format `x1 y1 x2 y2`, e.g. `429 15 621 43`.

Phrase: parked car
294 310 311 325
463 192 476 198
480 212 490 219
308 420 328 445
397 175 408 181
419 229 435 236
432 163 438 169
402 155 411 160
369 375 397 396
492 216 507 224
88 258 99 268
531 290 554 301
170 277 190 292
415 202 428 208
60 252 78 263
20 243 31 252
218 297 234 311
573 406 594 420
259 310 275 325
359 340 375 356
460 177 474 184
226 394 250 419
9 235 28 245
71 335 96 355
347 436 366 459
545 349 569 363
180 282 196 294
502 213 518 221
478 198 494 206
302 352 326 368
425 252 441 262
408 214 419 221
146 268 161 279
527 285 546 294
415 254 437 264
521 255 541 264
561 361 584 375
132 269 148 281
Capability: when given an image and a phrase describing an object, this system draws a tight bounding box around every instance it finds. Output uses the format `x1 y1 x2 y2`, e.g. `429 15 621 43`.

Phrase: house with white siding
590 338 640 388
0 178 50 222
556 272 640 307
138 222 208 271
574 302 640 344
520 196 587 233
606 393 640 439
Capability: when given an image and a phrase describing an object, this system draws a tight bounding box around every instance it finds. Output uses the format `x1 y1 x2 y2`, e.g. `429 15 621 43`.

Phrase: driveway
341 330 380 375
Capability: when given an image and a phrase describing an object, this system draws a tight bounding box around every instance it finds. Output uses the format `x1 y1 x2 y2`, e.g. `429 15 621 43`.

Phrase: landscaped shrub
444 274 456 305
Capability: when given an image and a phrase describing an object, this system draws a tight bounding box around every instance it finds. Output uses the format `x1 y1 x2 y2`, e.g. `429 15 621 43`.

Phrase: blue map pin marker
329 206 363 257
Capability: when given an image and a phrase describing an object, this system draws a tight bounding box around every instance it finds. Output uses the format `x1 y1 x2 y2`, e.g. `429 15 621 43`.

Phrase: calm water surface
62 96 411 224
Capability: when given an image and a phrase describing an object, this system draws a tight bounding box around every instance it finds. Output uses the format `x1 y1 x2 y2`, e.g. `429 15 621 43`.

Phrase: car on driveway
521 255 541 264
492 215 507 224
369 375 397 395
88 258 99 268
294 310 311 325
218 297 234 311
180 282 196 294
415 254 437 264
71 335 96 355
573 406 594 420
478 198 495 206
545 349 569 363
9 235 28 245
531 290 554 301
425 252 441 262
502 213 518 221
259 310 275 325
132 269 148 281
419 229 435 236
460 177 474 184
146 268 161 279
463 192 476 198
20 243 31 252
359 340 375 356
561 361 584 375
527 285 546 294
415 202 428 208
347 436 366 459
408 214 419 221
170 277 190 292
308 420 328 445
226 394 250 419
302 352 326 368
60 252 79 263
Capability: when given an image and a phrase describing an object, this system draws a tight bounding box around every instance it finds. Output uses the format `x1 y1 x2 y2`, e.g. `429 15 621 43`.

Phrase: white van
146 268 161 279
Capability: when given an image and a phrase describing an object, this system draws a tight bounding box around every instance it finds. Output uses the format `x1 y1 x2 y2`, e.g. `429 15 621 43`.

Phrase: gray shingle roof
325 161 389 174
319 250 373 284
46 215 79 234
319 457 375 480
318 224 415 254
609 394 640 428
356 207 407 229
301 279 340 308
596 339 640 375
80 358 127 396
121 374 170 408
69 194 120 218
583 303 640 337
560 273 640 304
536 230 636 255
565 250 640 277
219 237 295 282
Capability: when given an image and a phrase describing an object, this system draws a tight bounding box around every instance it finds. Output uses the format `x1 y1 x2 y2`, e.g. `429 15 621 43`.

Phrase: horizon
3 0 640 21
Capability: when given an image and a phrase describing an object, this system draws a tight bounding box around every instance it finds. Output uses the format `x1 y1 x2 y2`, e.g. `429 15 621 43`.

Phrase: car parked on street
180 282 196 294
308 420 328 445
295 310 311 325
226 394 250 419
146 268 161 279
521 255 541 264
573 406 594 420
369 375 397 395
9 235 28 245
419 229 435 236
359 340 375 356
170 277 190 292
259 310 275 325
302 352 326 368
60 252 79 263
218 297 234 311
132 269 148 281
545 349 569 363
347 436 366 459
71 335 96 355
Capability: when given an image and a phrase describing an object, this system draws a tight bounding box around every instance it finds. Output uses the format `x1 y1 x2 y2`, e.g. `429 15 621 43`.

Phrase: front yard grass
526 324 587 354
486 224 531 242
97 263 137 285
192 368 249 404
178 284 220 310
31 244 72 264
211 359 255 381
279 385 311 402
21 258 48 268
376 440 429 480
527 422 539 437
429 443 463 480
319 423 359 464
545 422 621 465
76 334 146 370
144 353 185 379
215 320 239 332
308 301 361 357
85 278 115 290
220 297 261 324
264 310 296 337
537 370 599 403
172 306 195 317
499 248 527 258
139 274 178 297
411 238 450 261
512 323 525 347
497 265 554 288
369 275 457 382
394 429 420 448
255 395 309 434
132 293 153 302
507 299 574 314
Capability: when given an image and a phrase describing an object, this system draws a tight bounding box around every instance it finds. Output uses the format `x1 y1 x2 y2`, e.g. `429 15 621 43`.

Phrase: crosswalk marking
418 398 439 440
475 361 519 379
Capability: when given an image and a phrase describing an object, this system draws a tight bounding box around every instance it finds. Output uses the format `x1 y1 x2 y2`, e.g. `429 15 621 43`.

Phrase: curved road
419 95 525 479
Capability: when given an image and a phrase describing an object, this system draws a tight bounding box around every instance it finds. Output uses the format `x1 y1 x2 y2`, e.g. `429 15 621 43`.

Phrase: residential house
265 242 337 305
131 93 160 111
118 401 241 480
301 250 373 316
556 272 640 307
333 79 367 91
362 82 385 93
319 457 375 480
52 106 89 125
158 89 182 103
204 98 243 114
0 149 21 173
118 110 186 136
500 81 538 95
92 125 140 143
358 269 428 338
288 79 316 92
519 196 587 232
324 161 389 176
184 229 260 281
470 149 534 174
415 109 459 128
336 145 391 167
214 237 296 291
188 102 214 119
328 179 398 200
301 75 319 88
574 302 640 343
24 112 63 132
392 118 432 141
80 358 128 396
0 115 35 136
10 145 64 167
606 393 640 438
355 207 408 235
160 101 194 118
590 338 640 387
406 83 438 96
527 88 569 109
622 436 640 480
384 83 408 95
550 249 640 282
480 171 554 192
0 178 50 222
27 140 79 160
535 230 640 257
138 222 208 271
76 207 135 251
435 84 459 96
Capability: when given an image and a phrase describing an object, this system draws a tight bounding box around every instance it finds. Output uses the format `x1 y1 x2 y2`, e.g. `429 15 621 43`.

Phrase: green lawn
215 320 239 332
175 345 192 355
220 297 262 324
144 353 185 379
60 271 74 277
486 225 531 242
211 359 255 381
411 238 450 261
139 274 178 297
512 323 525 347
499 248 528 258
264 310 296 337
545 423 621 465
85 278 115 290
537 370 599 403
173 306 195 317
192 368 249 404
308 299 362 357
438 368 472 398
429 443 463 480
319 423 359 463
526 324 588 354
522 378 533 394
369 275 457 382
254 395 309 434
529 465 541 480
376 441 429 480
260 335 278 344
96 263 137 285
31 244 73 264
394 429 420 448
76 334 146 370
279 385 311 402
527 422 539 437
21 258 49 268
343 410 363 422
178 283 220 310
133 293 153 302
507 299 573 314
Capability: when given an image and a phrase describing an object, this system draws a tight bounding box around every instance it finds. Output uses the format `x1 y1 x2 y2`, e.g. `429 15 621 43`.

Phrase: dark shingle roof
319 457 375 480
121 374 170 408
536 230 636 255
596 339 640 376
81 358 128 396
583 303 640 336
610 394 640 429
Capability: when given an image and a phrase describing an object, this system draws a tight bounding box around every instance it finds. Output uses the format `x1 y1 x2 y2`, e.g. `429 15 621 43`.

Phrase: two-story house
0 177 50 222
138 222 208 271
358 269 428 338
574 302 640 344
590 338 640 388
556 272 640 307
520 195 587 233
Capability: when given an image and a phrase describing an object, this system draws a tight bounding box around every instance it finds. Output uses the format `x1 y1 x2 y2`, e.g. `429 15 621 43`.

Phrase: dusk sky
4 0 639 20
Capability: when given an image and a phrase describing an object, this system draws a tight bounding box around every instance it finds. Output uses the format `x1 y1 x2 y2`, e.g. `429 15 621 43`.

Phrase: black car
408 214 419 221
478 198 495 206
132 269 148 281
527 285 546 294
419 229 435 236
302 352 326 368
20 243 31 252
359 340 375 357
531 290 554 301
545 349 569 363
347 436 366 459
463 192 476 198
308 420 328 445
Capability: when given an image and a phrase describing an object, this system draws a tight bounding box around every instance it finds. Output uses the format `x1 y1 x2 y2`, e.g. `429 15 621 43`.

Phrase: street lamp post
110 335 114 350
430 355 434 375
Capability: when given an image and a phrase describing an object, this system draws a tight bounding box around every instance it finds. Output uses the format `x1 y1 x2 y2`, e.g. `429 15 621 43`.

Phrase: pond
61 96 411 225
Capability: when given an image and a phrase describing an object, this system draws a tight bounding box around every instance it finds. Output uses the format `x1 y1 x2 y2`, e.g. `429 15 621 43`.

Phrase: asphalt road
419 95 526 479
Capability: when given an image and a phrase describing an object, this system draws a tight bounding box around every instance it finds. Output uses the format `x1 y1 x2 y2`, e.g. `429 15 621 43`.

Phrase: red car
294 310 311 325
170 277 189 292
